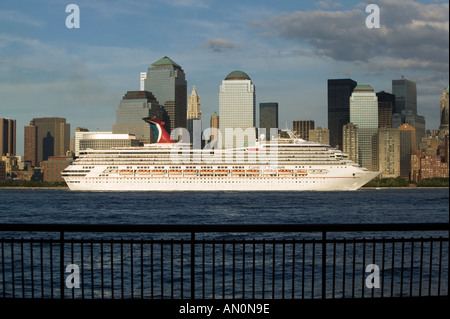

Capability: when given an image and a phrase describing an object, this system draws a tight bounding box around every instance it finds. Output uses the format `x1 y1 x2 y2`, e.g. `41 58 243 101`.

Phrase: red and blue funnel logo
143 117 174 143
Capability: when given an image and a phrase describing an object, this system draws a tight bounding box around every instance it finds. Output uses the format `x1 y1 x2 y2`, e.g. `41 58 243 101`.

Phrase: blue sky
1 0 449 155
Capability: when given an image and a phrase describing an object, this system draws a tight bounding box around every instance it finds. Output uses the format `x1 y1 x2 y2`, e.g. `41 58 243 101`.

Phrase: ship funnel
143 117 174 143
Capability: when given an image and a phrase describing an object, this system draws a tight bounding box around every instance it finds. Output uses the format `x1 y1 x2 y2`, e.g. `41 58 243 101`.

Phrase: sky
1 0 449 156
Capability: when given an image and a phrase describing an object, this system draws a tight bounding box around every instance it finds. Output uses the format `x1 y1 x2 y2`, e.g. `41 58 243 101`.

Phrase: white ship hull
64 165 379 192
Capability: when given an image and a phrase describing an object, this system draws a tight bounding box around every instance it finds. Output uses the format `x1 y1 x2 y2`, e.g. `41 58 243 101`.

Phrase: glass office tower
113 91 167 144
219 71 256 148
392 78 417 115
350 85 379 171
144 56 187 133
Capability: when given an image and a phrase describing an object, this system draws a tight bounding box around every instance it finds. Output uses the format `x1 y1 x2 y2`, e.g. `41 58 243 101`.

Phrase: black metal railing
0 223 448 300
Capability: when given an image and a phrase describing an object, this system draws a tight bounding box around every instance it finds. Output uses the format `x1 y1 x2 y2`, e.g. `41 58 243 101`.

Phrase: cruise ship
62 117 380 191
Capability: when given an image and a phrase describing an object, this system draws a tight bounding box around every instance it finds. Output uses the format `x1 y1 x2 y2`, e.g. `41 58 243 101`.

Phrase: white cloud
259 0 449 70
201 38 240 52
159 0 209 8
0 9 43 27
316 0 342 10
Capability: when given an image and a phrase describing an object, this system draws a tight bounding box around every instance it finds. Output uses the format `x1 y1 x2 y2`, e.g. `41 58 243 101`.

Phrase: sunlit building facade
219 71 256 149
144 56 187 133
377 127 400 178
350 85 379 171
187 85 201 143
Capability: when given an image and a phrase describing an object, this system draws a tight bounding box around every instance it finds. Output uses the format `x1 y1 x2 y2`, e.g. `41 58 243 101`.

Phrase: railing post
322 230 326 299
191 231 195 299
60 230 64 300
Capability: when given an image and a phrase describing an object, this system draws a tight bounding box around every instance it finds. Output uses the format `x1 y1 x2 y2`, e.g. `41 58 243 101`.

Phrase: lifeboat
119 170 133 175
214 170 229 175
297 170 307 174
278 170 292 175
136 170 150 175
183 170 198 175
246 170 260 175
152 170 166 175
200 170 213 175
169 170 182 175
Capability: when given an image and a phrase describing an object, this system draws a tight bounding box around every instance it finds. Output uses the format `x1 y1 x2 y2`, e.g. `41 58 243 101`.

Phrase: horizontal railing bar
0 237 448 245
0 223 448 233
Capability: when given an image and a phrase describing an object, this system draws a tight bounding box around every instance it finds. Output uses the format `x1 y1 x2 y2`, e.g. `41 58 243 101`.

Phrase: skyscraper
398 123 416 178
0 118 16 156
392 78 417 115
24 120 38 167
377 127 400 178
140 72 147 91
259 103 278 141
219 70 256 149
342 122 359 164
144 56 187 133
328 79 357 150
391 78 425 149
350 85 379 171
209 112 220 147
293 120 314 140
29 117 70 164
403 110 425 149
187 85 201 142
211 112 219 130
113 91 167 144
439 86 449 137
309 127 330 145
376 91 395 128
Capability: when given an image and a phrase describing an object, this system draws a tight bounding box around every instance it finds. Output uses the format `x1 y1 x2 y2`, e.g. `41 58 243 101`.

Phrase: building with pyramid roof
144 56 187 135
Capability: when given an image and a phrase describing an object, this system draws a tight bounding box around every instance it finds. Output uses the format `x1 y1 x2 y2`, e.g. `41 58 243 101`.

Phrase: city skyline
0 0 448 156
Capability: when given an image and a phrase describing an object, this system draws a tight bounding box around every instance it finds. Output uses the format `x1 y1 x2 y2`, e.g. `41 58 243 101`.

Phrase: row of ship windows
77 161 347 166
70 178 329 183
84 154 332 159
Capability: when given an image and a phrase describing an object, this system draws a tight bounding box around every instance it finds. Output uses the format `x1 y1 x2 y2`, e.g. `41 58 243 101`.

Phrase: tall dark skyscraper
259 103 278 140
376 91 395 128
392 78 417 115
328 79 357 149
0 118 16 156
24 120 38 167
144 56 187 133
